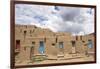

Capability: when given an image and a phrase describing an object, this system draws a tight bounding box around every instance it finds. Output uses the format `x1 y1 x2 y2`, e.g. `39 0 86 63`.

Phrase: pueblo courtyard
15 24 95 66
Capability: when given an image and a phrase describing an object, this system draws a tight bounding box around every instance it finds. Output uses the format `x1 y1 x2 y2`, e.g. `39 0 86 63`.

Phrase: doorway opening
38 41 45 54
16 40 20 50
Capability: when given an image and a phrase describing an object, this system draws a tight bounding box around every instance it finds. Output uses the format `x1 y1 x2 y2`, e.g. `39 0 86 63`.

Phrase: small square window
82 41 85 43
52 43 55 46
24 30 27 34
32 42 35 45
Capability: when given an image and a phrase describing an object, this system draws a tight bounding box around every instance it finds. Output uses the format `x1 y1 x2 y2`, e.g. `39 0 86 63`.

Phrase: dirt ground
15 53 95 66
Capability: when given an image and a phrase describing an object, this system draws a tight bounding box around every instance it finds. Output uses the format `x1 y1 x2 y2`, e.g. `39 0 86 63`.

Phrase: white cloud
15 4 94 35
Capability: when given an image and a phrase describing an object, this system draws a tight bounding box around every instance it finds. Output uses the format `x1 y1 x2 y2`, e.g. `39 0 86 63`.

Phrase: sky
15 4 95 36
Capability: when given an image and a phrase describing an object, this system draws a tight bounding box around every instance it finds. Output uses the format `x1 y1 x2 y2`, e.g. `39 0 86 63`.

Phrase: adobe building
15 24 95 64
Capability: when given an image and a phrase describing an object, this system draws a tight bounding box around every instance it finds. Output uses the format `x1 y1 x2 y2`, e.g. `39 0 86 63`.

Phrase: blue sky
15 4 94 35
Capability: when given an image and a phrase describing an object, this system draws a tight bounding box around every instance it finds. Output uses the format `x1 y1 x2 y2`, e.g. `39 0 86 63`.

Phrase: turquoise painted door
58 42 64 56
88 40 93 49
59 42 63 49
39 41 45 54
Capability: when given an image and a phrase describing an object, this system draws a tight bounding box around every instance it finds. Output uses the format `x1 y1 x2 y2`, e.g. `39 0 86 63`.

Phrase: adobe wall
15 24 95 62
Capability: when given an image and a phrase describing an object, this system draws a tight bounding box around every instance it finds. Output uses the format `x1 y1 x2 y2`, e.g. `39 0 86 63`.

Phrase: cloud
15 4 94 35
58 7 81 21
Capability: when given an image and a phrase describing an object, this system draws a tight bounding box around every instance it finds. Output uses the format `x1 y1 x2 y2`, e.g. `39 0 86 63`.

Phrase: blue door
39 41 45 54
59 42 63 49
88 40 93 48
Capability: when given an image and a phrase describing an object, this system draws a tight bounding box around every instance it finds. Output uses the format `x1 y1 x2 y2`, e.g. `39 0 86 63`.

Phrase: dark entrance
16 40 20 50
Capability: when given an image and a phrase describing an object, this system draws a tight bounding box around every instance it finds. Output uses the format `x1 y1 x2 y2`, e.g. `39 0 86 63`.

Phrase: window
76 36 78 40
88 40 93 48
52 43 55 46
38 41 45 54
34 26 37 28
59 42 63 48
56 38 57 43
80 36 82 40
24 31 27 40
24 30 27 37
24 30 27 34
32 42 35 45
82 40 85 43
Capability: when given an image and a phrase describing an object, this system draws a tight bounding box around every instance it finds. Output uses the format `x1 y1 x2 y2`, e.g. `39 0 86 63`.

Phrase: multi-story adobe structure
15 24 95 64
